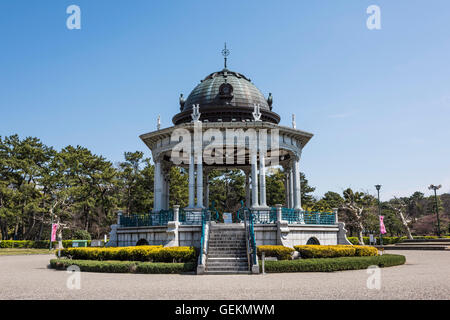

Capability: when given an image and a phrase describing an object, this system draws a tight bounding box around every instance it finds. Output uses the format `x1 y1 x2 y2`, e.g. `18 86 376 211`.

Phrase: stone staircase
382 238 450 251
205 224 250 274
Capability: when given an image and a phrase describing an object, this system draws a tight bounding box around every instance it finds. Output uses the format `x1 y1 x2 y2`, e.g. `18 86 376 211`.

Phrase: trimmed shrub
57 245 198 263
354 245 378 256
135 262 195 274
262 254 405 273
346 236 450 245
257 245 295 260
294 245 357 258
49 259 195 274
294 245 378 258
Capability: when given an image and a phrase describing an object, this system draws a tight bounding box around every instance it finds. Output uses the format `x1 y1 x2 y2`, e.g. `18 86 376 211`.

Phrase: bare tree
388 197 413 240
339 188 374 245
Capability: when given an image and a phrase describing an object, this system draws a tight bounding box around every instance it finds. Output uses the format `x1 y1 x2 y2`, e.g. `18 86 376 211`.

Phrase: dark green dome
172 69 280 125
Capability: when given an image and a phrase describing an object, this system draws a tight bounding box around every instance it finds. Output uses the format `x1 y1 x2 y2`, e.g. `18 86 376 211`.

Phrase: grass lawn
0 248 54 256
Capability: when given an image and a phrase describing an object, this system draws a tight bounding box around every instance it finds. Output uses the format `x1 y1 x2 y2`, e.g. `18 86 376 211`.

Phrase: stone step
203 270 250 275
208 253 248 258
208 251 247 255
206 262 249 267
208 239 246 243
206 266 249 272
395 242 450 246
207 257 248 262
208 245 246 249
208 248 247 253
209 234 245 237
401 238 450 243
383 245 449 251
209 236 246 240
208 244 246 248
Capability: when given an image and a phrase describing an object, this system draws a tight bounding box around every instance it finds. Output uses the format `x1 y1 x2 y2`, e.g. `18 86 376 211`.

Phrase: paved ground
0 251 448 300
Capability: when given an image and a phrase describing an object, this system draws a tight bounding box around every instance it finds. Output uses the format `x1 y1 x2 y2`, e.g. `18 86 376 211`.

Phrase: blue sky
0 0 449 200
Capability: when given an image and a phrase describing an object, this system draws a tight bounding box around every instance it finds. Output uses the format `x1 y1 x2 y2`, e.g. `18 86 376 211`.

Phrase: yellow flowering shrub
294 245 378 259
57 245 198 263
257 245 295 260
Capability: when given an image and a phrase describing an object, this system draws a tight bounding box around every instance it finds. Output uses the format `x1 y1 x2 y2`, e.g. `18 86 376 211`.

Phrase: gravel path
0 251 448 300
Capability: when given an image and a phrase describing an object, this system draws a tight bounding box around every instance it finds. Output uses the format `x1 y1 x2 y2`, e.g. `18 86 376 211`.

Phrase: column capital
292 150 302 162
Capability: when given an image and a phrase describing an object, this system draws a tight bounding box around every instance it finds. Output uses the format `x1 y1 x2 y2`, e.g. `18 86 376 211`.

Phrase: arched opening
136 238 149 246
306 237 320 245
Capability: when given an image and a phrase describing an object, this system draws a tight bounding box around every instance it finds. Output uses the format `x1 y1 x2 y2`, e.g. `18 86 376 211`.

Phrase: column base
251 205 270 210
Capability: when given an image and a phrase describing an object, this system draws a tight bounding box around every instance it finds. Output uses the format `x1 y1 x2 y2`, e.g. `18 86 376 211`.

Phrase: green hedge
347 236 450 245
0 240 92 249
294 245 378 259
57 246 198 263
261 254 405 273
50 259 195 274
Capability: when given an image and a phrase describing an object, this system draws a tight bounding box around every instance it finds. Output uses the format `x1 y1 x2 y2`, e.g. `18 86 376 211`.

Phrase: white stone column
284 171 290 208
293 158 302 210
196 154 203 208
154 158 162 212
251 152 259 208
259 154 267 208
165 172 170 209
245 170 250 207
161 171 166 210
289 167 294 209
188 153 195 208
204 173 209 209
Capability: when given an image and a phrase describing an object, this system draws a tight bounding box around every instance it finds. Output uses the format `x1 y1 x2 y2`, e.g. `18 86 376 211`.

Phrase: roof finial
222 42 230 69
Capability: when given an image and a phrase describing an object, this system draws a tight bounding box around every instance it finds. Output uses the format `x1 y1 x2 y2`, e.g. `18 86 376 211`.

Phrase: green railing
281 208 336 225
249 210 257 265
252 208 277 224
199 209 209 263
180 207 217 225
237 202 277 224
304 211 335 225
119 210 173 227
210 201 220 222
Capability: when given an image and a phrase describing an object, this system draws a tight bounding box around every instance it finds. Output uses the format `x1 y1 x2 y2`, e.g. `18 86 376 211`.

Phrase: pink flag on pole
51 224 58 242
379 216 387 235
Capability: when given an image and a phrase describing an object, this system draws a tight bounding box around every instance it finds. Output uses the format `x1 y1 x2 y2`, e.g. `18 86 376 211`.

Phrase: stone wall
113 223 340 248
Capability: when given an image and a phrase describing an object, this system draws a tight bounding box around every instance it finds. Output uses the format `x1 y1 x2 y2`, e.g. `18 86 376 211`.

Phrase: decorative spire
222 42 230 69
292 114 296 129
191 104 201 122
252 104 262 121
157 115 161 130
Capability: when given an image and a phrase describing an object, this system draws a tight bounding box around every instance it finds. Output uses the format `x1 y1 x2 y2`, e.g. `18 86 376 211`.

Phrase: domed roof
173 69 280 125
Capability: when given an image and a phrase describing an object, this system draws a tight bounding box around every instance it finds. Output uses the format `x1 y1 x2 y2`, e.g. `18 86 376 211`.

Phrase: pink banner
379 216 387 235
51 223 58 242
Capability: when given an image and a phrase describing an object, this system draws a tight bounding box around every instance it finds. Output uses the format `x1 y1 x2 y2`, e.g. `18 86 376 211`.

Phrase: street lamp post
428 184 442 237
375 185 383 246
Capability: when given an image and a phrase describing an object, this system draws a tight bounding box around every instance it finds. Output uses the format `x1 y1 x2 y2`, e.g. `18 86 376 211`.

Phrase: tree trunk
396 209 413 240
357 221 365 245
84 205 89 231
